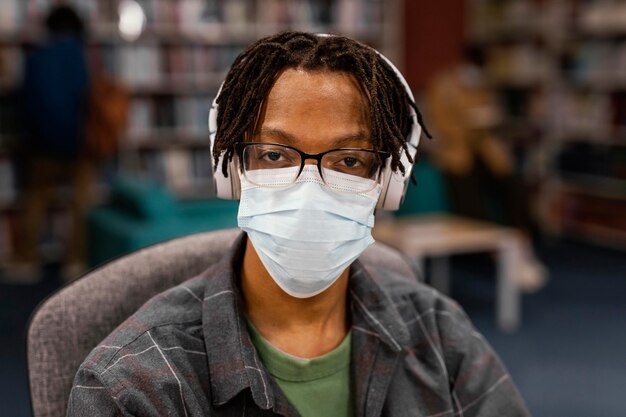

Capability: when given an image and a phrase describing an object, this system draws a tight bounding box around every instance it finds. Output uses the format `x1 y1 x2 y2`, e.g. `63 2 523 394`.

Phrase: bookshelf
0 0 400 265
467 0 626 249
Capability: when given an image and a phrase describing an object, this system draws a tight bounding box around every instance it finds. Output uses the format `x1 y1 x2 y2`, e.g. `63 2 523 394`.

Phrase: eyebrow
257 128 371 148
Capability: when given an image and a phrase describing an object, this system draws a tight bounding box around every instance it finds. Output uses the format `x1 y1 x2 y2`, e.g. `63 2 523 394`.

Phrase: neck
241 238 350 358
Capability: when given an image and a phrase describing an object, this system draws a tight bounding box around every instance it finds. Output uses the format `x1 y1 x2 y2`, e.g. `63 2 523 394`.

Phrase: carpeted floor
449 241 626 417
1 240 624 417
0 266 61 417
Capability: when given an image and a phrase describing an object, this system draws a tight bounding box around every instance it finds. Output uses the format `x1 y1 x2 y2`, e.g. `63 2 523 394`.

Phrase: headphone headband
209 34 421 210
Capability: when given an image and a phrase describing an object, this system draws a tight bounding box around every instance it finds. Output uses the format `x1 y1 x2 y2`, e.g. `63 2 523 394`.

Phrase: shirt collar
348 259 410 352
202 233 275 409
201 232 410 410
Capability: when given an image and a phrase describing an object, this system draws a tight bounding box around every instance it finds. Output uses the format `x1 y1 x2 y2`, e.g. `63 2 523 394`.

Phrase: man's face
251 69 372 155
237 68 382 300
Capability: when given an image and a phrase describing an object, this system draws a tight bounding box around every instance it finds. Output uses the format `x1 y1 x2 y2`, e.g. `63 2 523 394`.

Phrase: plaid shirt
68 234 530 417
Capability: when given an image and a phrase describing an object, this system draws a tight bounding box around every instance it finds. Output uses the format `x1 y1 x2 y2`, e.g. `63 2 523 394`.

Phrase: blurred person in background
8 5 92 282
426 43 547 291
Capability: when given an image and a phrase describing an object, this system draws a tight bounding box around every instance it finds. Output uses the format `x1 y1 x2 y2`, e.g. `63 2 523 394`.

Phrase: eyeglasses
235 142 389 193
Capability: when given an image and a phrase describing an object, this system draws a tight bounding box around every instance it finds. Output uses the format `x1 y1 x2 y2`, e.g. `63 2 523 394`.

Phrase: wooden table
373 214 526 332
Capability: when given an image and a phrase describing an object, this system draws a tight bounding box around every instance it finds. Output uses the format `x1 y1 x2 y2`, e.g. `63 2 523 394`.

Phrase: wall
403 0 466 91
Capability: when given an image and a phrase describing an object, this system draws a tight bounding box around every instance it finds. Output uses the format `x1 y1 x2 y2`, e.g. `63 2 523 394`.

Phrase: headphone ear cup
213 152 241 200
376 146 416 211
376 159 393 209
380 168 412 210
209 92 241 200
228 157 241 200
376 109 421 210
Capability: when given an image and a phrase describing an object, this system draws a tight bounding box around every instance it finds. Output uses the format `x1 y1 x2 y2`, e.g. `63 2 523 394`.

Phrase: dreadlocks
213 31 430 177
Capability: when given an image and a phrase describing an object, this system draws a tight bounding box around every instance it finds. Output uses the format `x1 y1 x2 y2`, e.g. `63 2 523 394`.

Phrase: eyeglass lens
241 143 382 192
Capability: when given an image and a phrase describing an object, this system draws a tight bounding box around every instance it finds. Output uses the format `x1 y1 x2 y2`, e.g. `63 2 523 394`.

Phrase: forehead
255 69 371 150
266 68 367 102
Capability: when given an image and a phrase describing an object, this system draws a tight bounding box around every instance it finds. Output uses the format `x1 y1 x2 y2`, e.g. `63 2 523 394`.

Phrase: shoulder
367 263 480 353
372 264 518 391
77 274 208 380
373 268 530 415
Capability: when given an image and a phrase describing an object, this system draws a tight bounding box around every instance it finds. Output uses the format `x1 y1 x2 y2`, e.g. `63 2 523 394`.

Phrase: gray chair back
27 228 418 417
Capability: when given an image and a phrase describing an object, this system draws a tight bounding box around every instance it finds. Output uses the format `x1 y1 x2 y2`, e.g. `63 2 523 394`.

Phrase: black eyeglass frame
234 141 391 185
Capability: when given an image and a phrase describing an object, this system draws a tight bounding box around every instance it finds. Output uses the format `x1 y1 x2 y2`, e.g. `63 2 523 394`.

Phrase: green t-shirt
247 321 353 417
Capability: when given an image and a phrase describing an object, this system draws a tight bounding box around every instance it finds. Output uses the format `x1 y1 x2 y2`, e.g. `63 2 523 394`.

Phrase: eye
259 149 291 163
264 151 282 162
342 157 360 168
323 151 371 173
253 146 299 167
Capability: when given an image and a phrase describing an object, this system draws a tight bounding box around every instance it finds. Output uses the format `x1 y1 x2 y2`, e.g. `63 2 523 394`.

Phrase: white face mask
238 165 381 298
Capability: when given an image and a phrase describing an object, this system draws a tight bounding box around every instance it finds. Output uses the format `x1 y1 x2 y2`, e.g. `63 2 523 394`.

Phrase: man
68 32 530 417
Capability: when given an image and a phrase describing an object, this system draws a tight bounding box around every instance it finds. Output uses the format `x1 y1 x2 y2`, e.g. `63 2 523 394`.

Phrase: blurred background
0 1 625 416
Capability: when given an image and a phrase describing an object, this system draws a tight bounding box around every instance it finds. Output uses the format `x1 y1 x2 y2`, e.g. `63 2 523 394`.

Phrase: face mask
238 165 381 298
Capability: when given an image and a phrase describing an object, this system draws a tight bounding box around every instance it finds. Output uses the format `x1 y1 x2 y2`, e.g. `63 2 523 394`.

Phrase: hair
45 5 85 39
213 31 430 177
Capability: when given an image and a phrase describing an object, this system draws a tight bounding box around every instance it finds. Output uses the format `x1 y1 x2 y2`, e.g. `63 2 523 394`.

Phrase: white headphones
209 36 422 211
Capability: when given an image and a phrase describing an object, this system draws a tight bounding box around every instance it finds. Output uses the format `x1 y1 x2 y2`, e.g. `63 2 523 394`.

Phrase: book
0 212 14 264
117 44 162 87
0 93 19 147
154 96 176 130
0 0 22 34
0 157 15 206
127 98 153 139
175 97 197 134
191 148 215 190
164 148 192 189
0 47 24 89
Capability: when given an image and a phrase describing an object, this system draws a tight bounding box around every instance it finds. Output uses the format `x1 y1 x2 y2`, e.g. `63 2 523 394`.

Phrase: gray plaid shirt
68 234 530 416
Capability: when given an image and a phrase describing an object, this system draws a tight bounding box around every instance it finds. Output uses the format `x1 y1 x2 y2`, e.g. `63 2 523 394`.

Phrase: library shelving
467 0 626 249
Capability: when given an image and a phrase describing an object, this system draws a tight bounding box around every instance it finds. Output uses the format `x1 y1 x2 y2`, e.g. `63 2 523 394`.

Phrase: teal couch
395 159 449 217
87 178 239 266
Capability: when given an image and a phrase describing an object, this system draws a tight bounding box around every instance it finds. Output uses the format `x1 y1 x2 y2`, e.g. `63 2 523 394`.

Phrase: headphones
209 35 422 211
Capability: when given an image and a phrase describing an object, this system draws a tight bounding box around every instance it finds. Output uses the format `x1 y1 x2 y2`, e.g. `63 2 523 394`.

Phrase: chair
27 228 420 417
